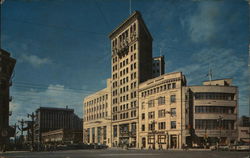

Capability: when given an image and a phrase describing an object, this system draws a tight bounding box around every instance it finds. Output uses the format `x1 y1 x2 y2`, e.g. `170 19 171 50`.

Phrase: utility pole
27 112 35 151
18 119 25 143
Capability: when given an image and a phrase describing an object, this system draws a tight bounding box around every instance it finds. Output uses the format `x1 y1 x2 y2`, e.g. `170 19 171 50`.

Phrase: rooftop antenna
129 0 131 15
0 0 5 49
160 48 162 56
208 65 213 85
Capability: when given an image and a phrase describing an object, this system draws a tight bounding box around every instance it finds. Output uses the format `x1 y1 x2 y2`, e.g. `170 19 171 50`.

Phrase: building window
171 121 176 129
103 126 107 140
142 124 145 131
158 96 165 105
148 123 155 131
167 84 171 89
172 83 176 89
171 108 176 116
148 135 155 144
142 113 145 120
158 122 166 130
170 95 176 103
148 100 154 108
131 123 136 133
158 135 166 144
158 109 166 118
148 112 155 119
141 102 145 109
113 125 117 137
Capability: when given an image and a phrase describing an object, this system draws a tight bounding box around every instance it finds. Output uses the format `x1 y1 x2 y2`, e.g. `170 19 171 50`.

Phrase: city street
0 149 249 158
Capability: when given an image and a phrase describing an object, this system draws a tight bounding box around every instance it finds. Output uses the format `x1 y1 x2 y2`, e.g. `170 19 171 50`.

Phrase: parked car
236 145 250 151
229 143 250 151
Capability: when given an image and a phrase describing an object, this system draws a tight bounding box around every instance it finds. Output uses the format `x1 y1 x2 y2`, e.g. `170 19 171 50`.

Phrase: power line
94 0 110 27
4 17 107 36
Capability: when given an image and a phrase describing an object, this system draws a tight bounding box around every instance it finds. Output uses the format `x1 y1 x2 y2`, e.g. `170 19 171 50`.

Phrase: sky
1 0 249 125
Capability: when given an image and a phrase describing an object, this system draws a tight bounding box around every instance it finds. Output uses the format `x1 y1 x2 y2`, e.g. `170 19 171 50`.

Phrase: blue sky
2 0 249 125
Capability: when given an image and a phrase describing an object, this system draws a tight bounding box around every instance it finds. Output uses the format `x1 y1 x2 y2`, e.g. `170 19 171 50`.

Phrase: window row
142 95 176 110
120 85 129 94
147 135 166 144
141 82 176 97
195 106 235 114
130 44 136 53
120 77 129 86
131 72 137 80
119 58 129 69
142 109 176 120
194 93 234 100
112 23 136 50
143 121 176 131
195 119 235 130
131 62 137 71
86 103 108 113
119 67 129 76
120 94 129 102
85 112 108 121
113 73 118 80
112 101 137 113
131 81 137 89
85 94 108 107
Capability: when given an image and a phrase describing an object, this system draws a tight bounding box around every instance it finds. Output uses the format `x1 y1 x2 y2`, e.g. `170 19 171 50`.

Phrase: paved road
0 149 249 158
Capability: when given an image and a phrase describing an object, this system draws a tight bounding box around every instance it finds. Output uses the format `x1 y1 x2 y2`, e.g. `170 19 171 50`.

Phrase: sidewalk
0 150 28 154
107 147 211 151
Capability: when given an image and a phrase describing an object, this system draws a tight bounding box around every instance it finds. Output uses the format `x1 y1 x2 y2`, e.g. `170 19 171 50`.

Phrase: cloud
9 84 88 125
187 1 220 43
174 47 248 116
19 54 52 67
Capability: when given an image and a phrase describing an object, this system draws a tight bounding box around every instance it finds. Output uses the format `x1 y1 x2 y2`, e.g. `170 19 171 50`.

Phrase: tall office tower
109 11 153 147
0 49 16 147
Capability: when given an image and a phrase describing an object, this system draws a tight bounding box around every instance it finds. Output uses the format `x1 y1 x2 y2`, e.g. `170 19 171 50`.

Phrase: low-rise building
238 116 250 143
34 107 83 143
184 79 238 147
42 129 83 144
138 72 187 149
83 79 112 147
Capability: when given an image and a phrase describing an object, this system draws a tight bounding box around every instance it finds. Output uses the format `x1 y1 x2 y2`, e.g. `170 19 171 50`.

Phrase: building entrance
142 137 146 148
170 135 177 148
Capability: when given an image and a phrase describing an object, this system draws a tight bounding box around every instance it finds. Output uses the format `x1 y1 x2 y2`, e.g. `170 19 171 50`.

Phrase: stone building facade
83 79 112 147
0 49 16 147
184 79 238 147
152 56 165 78
138 72 187 149
34 107 83 143
83 11 239 149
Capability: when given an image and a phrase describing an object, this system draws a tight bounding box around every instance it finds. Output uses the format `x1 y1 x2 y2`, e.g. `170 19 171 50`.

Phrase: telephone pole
18 119 25 143
27 112 36 151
